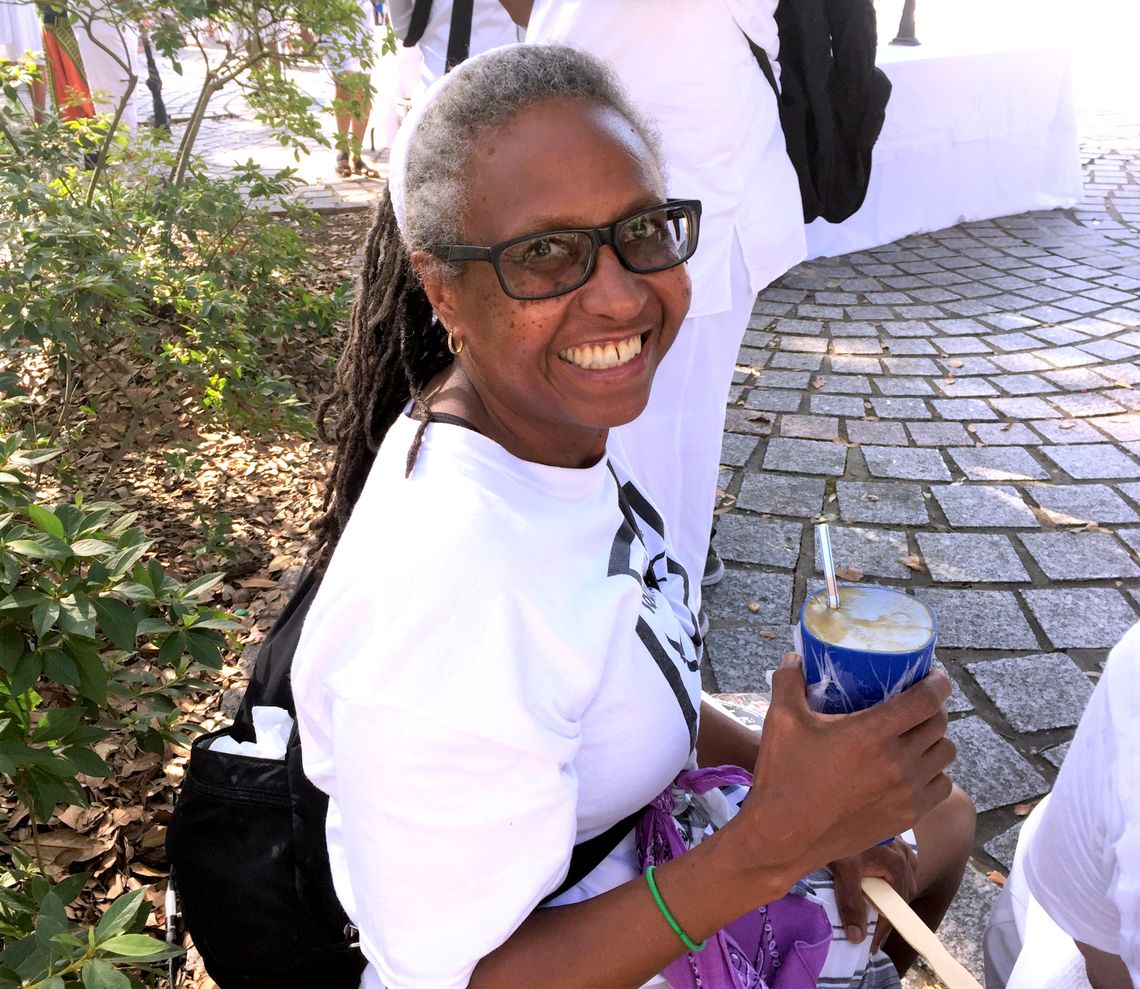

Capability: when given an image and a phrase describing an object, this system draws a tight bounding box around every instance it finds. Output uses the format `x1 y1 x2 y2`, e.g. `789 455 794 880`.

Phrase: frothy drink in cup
797 586 937 714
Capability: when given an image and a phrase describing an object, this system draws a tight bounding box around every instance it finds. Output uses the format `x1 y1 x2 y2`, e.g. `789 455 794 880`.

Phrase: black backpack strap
540 805 647 905
749 38 780 99
403 0 433 47
444 0 474 71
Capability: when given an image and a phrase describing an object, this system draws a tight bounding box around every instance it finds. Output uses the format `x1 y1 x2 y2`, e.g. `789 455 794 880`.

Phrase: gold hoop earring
446 330 465 356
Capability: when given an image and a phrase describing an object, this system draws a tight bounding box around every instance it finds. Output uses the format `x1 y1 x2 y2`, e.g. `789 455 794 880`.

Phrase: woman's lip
555 331 653 379
557 330 649 370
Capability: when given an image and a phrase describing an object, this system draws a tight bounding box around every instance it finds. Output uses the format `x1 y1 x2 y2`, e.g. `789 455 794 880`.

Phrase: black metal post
890 0 920 46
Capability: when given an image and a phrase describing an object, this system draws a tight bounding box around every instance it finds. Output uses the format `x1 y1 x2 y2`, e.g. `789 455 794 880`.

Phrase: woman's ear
410 250 461 330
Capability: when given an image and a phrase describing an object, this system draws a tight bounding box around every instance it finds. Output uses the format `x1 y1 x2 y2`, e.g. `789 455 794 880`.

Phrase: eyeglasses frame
428 198 703 301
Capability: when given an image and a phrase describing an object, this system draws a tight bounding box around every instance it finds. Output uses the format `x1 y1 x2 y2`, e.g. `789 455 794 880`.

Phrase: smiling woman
292 43 966 989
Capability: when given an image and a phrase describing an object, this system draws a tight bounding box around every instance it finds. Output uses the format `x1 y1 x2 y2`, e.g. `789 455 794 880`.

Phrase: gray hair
399 44 665 260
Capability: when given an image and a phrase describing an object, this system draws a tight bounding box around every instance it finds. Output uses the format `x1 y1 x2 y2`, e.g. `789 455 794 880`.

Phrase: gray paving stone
1097 414 1140 442
768 352 823 371
812 525 910 578
779 414 840 440
874 377 935 396
1050 392 1127 417
905 421 973 446
723 407 776 436
743 389 803 413
1119 528 1140 558
1040 443 1140 479
836 482 930 525
883 357 941 375
992 352 1051 372
989 331 1043 352
704 627 790 693
809 395 866 417
946 716 1048 812
883 320 935 337
714 515 802 569
916 532 1030 583
832 338 883 355
1120 482 1140 508
703 569 794 625
720 433 758 467
829 355 882 374
984 823 1023 872
990 373 1058 395
932 659 974 714
846 420 908 446
1039 345 1099 369
1019 532 1140 579
924 865 1001 985
932 398 999 421
1029 325 1089 345
938 356 1000 376
755 369 812 390
880 338 937 355
934 336 993 355
971 422 1042 445
948 447 1050 481
1042 740 1072 769
1030 418 1109 444
917 589 1039 649
870 397 932 419
762 438 848 476
1027 483 1140 524
935 377 1000 398
863 445 952 481
931 484 1040 528
990 396 1062 419
736 474 826 517
778 335 829 354
814 374 873 394
1023 587 1139 648
967 653 1095 732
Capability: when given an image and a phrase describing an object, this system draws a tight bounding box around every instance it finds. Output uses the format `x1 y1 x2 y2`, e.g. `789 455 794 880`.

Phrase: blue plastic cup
797 585 937 714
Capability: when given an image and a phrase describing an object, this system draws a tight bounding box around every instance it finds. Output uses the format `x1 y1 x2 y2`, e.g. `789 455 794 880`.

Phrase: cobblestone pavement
153 44 1140 985
704 114 1140 982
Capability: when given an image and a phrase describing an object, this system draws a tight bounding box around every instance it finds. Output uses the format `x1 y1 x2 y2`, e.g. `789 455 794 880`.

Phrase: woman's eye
519 235 575 264
623 215 663 242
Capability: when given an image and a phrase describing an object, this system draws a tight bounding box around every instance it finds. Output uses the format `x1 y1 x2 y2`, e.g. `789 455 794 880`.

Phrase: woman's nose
577 244 649 318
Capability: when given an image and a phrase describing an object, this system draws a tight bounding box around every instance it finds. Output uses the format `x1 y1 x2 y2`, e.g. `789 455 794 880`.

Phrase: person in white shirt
512 0 806 598
387 0 521 85
293 42 971 989
984 621 1140 989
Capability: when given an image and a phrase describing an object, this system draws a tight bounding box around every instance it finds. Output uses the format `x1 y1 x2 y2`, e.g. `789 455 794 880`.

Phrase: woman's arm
498 0 533 28
468 657 955 989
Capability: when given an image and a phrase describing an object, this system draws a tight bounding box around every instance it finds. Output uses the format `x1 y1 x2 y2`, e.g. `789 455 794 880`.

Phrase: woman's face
419 97 692 468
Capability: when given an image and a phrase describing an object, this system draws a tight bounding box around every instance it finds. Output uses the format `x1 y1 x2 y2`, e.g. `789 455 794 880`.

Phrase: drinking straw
816 523 841 609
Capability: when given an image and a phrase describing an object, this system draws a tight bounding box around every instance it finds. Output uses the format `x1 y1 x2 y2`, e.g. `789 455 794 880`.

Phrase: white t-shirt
1023 620 1140 985
390 0 522 84
293 413 702 989
526 0 806 318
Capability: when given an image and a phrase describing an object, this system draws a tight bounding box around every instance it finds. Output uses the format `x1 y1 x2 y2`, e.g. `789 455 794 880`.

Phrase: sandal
334 150 352 178
353 157 381 179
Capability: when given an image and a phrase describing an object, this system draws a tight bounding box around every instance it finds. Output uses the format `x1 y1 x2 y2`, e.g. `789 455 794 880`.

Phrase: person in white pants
73 1 138 130
515 0 805 606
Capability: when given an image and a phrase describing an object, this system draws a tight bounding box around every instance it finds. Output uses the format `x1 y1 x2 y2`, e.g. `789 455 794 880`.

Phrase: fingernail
846 925 864 944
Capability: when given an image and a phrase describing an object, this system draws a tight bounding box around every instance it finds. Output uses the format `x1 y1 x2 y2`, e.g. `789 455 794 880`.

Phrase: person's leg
883 782 976 975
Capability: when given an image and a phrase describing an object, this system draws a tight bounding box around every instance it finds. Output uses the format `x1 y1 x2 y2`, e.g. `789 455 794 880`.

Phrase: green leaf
157 631 187 664
93 889 147 942
97 933 173 958
64 746 111 777
41 975 66 989
68 642 107 706
32 598 60 637
92 598 136 651
181 572 224 598
58 594 96 639
30 705 85 744
133 617 172 637
42 648 80 688
4 539 47 558
82 958 130 989
27 504 65 540
0 624 26 670
50 871 91 908
9 649 42 696
70 538 115 557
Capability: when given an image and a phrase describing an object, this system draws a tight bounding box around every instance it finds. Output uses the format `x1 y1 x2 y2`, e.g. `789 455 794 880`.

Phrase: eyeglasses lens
497 204 695 300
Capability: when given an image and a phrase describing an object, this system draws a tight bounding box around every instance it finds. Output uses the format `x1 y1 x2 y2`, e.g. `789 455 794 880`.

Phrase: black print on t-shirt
607 468 700 748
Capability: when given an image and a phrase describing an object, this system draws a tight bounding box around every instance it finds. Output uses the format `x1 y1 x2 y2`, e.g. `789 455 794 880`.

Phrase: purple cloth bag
636 766 831 989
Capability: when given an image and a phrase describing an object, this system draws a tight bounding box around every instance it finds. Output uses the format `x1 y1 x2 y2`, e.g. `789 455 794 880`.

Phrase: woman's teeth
559 334 643 370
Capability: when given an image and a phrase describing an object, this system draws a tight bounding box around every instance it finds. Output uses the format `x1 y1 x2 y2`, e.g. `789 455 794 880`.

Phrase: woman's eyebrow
501 195 667 239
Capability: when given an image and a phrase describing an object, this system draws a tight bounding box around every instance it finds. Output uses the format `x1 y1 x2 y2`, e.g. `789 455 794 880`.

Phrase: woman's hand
828 839 917 949
733 652 953 885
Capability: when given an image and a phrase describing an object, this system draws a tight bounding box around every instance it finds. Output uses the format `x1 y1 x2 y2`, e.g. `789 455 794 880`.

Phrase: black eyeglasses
429 199 702 301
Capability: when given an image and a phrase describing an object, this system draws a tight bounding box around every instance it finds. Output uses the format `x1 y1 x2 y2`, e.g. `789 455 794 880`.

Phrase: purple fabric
636 766 831 989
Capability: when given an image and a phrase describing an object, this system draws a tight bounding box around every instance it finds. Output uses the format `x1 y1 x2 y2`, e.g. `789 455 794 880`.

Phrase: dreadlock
311 44 665 573
312 187 448 574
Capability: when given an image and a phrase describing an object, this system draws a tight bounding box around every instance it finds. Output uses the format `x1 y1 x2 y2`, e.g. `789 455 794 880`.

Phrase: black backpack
752 0 892 223
166 570 642 988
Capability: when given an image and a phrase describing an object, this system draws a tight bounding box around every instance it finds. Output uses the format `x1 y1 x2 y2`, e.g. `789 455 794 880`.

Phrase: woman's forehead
462 99 665 238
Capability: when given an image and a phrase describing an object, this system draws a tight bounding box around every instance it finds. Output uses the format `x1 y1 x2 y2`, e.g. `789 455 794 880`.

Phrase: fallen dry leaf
1014 802 1035 817
758 629 779 639
747 601 761 613
835 566 864 581
1059 420 1077 430
861 493 879 502
946 359 964 369
810 376 825 389
986 870 1007 887
899 554 927 573
1001 422 1015 432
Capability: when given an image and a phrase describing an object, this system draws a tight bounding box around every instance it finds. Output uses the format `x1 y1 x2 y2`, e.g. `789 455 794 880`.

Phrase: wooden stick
862 877 983 989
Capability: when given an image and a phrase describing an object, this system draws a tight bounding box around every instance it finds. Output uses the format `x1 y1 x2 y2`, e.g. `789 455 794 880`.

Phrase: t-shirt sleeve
326 700 579 989
1024 673 1122 954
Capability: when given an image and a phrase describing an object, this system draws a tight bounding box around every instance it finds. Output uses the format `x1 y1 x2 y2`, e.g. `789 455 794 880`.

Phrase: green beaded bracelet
645 865 707 952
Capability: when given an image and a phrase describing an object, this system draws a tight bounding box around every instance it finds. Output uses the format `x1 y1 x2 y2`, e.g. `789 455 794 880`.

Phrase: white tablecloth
805 40 1083 259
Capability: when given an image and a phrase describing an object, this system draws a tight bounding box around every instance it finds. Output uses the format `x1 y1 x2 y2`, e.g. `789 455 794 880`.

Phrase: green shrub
0 434 240 986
